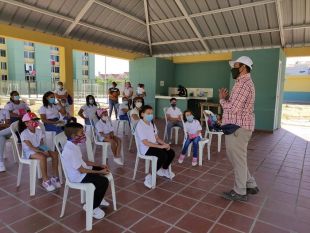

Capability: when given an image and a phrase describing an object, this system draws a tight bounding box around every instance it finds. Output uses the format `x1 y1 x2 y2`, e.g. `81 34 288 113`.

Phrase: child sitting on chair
19 112 61 191
95 108 123 165
62 122 110 220
178 110 202 166
208 114 222 132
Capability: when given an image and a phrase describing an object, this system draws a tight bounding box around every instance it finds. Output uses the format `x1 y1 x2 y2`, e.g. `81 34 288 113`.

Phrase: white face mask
57 85 63 90
135 102 142 108
101 116 108 121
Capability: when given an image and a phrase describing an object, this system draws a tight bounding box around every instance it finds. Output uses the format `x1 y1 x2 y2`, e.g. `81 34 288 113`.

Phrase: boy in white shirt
95 108 123 165
165 98 183 144
62 122 110 220
178 110 202 166
0 108 11 172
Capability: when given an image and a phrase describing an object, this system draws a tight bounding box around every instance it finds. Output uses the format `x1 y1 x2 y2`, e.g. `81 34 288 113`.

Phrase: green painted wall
89 53 95 79
6 39 24 81
232 48 284 131
129 57 157 108
73 51 82 80
35 43 51 93
174 61 230 102
156 59 175 95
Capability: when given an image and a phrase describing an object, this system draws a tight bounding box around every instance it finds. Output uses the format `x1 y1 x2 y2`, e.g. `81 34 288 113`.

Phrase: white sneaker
100 199 110 207
144 174 152 189
163 169 175 179
50 176 61 188
0 162 6 172
93 207 105 219
156 168 165 177
113 158 124 165
83 205 106 219
42 179 55 192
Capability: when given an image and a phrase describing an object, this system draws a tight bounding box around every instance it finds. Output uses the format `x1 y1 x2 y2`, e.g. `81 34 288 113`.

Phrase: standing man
219 56 259 201
108 82 120 119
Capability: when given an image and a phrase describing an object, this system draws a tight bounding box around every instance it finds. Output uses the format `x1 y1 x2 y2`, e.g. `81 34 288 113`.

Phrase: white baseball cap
229 56 253 70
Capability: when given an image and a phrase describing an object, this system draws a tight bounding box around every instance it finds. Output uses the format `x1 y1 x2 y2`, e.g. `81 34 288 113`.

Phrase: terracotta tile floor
1 119 310 233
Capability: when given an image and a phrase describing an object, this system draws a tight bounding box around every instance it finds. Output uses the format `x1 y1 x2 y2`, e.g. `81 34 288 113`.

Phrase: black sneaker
223 190 248 201
247 187 259 195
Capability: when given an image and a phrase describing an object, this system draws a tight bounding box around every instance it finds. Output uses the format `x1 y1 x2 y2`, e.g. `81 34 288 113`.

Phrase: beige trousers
225 127 257 195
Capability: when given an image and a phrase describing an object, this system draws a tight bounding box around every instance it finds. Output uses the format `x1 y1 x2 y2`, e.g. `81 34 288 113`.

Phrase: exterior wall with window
6 38 24 81
0 37 8 80
73 50 95 81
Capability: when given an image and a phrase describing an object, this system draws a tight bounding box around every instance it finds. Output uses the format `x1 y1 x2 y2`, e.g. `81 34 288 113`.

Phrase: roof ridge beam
64 0 95 36
175 0 210 52
143 0 152 55
94 0 146 25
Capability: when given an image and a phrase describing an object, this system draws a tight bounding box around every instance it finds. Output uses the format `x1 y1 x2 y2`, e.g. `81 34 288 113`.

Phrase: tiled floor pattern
1 119 310 233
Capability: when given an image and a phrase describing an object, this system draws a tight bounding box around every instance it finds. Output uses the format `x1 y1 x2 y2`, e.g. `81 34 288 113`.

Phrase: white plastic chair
89 119 111 165
4 137 18 163
55 133 117 231
85 135 117 211
132 132 173 189
203 110 224 152
54 133 95 231
116 107 130 135
163 107 182 144
182 119 211 166
10 121 40 196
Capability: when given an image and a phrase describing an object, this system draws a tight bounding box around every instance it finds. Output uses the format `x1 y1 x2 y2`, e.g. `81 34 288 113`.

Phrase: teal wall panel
35 43 51 93
174 61 230 102
156 59 175 95
129 57 157 108
89 54 95 79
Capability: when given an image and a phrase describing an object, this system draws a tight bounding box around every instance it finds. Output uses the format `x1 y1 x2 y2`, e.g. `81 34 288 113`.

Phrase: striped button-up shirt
220 73 255 131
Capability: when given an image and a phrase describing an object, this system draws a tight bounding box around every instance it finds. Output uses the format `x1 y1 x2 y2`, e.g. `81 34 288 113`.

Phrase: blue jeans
109 99 119 118
182 136 201 158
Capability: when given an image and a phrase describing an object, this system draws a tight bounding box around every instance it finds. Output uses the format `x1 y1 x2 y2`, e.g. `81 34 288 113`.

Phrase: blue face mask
48 98 55 104
186 115 194 122
145 114 153 122
13 96 20 101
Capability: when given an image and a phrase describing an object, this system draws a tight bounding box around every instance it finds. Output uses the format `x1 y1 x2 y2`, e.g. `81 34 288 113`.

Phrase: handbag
221 124 240 135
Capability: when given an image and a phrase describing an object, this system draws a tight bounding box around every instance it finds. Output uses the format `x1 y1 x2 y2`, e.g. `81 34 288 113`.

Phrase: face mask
101 116 108 121
13 96 20 101
171 103 176 108
71 133 86 144
48 98 55 104
28 121 39 128
123 101 128 105
89 99 94 104
57 85 63 90
186 115 194 122
135 102 142 108
231 67 240 79
144 114 153 122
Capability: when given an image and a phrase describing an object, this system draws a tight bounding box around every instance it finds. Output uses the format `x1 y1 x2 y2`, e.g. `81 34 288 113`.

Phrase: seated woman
135 105 175 188
118 97 130 124
5 91 30 122
95 108 123 166
130 97 143 129
78 95 99 126
0 108 11 172
39 91 66 135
